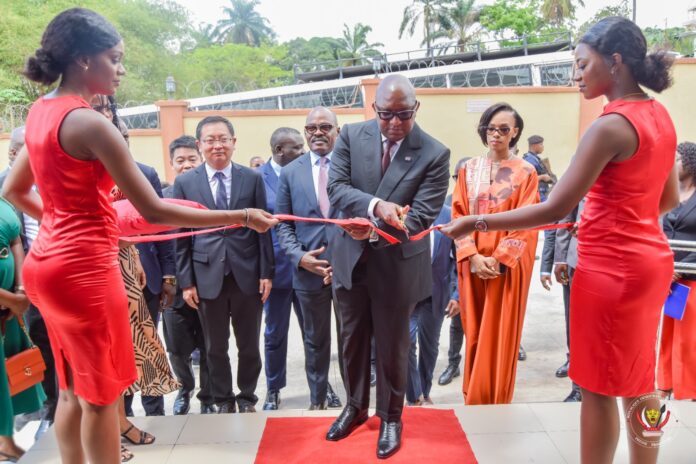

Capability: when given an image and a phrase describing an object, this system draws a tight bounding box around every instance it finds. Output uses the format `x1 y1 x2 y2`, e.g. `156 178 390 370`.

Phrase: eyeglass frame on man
304 123 335 134
372 101 420 121
201 137 233 146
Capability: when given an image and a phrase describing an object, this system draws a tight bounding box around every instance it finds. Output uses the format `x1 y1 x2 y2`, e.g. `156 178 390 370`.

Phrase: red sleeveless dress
23 95 137 405
569 99 676 397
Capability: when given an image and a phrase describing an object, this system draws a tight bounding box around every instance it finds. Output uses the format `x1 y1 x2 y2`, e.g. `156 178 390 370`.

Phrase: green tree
214 0 275 46
280 37 343 68
479 0 544 38
540 0 584 26
575 4 630 38
643 27 692 56
338 23 384 65
434 0 482 52
399 0 453 56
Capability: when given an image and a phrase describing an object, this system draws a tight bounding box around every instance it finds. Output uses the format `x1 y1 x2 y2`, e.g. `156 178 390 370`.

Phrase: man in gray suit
276 107 344 410
326 75 450 458
174 116 274 414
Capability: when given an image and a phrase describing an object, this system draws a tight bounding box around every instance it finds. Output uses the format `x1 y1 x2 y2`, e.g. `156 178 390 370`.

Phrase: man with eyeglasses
326 75 450 458
275 107 345 411
173 116 274 414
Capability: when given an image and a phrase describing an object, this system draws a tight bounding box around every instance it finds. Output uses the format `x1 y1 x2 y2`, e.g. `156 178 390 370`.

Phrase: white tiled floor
16 401 696 463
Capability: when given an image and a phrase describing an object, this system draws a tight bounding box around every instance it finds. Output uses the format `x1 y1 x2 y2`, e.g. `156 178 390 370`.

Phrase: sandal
120 424 156 445
121 446 133 462
0 450 20 463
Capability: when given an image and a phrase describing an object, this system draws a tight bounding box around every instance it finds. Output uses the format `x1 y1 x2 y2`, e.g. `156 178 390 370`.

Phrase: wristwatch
473 216 488 233
163 276 177 286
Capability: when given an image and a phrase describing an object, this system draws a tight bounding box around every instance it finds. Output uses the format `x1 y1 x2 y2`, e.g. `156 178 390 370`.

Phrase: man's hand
374 201 410 231
446 299 460 318
341 223 371 241
554 263 569 285
540 274 552 291
182 286 199 310
470 254 500 280
323 269 333 286
259 279 272 304
538 174 553 183
570 223 579 237
299 246 331 277
160 281 176 309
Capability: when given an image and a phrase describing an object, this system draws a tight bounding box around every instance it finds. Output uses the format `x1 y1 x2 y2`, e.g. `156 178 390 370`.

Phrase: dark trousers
296 286 343 405
447 313 464 367
406 298 446 402
198 273 262 407
335 262 414 422
263 288 303 391
24 304 57 422
562 267 580 392
162 303 212 405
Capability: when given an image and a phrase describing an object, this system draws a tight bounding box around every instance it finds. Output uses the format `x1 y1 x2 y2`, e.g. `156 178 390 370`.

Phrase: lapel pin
404 156 412 162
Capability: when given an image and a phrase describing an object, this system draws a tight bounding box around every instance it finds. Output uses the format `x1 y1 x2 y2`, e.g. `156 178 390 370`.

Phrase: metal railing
669 239 696 274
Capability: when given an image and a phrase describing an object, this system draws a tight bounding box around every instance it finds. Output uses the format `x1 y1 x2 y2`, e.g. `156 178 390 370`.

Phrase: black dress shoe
34 419 53 441
377 420 402 459
200 403 217 414
263 390 280 411
438 364 460 386
326 383 342 408
563 389 582 402
326 405 369 441
238 403 256 413
173 390 191 415
518 345 527 361
370 364 377 387
555 360 569 378
217 402 237 414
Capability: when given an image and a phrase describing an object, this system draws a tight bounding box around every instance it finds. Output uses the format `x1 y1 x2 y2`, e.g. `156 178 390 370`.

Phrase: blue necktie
213 171 228 210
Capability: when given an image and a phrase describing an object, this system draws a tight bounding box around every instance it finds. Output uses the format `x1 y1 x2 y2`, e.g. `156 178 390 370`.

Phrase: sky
173 0 695 55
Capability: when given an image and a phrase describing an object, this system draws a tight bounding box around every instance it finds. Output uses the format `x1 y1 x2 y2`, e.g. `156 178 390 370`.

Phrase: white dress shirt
269 158 282 179
309 151 333 201
204 162 232 203
367 135 404 220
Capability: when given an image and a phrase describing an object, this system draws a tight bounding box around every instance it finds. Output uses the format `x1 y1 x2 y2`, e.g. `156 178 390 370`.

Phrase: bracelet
15 285 25 294
243 208 249 227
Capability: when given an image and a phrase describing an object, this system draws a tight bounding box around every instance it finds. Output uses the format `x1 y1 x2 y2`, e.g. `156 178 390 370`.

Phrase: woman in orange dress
443 17 677 464
451 103 539 405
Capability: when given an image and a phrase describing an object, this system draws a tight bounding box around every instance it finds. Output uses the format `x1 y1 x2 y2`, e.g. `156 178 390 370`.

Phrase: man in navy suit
258 127 305 410
174 116 274 413
406 204 459 405
276 107 345 410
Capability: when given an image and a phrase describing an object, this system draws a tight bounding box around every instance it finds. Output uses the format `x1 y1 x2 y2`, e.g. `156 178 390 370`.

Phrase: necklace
619 91 649 100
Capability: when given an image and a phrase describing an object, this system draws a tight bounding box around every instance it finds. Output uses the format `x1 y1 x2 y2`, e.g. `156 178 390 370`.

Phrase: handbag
4 315 46 396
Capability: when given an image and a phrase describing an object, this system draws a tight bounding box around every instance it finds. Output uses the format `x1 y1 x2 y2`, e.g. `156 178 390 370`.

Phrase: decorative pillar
361 78 381 121
155 100 189 183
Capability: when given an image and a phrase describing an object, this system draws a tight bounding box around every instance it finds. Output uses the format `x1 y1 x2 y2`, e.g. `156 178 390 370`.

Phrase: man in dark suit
276 107 345 410
326 75 450 458
162 135 215 415
406 204 459 406
258 127 305 410
174 116 274 414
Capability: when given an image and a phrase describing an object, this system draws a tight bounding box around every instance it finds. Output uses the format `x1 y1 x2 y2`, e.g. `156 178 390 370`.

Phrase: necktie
318 156 330 218
382 140 395 175
213 171 227 210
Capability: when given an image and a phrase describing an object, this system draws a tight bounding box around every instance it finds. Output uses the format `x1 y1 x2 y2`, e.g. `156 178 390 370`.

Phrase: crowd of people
0 7 692 464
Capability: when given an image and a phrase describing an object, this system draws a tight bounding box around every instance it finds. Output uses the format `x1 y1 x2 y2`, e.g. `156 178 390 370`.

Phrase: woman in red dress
442 17 678 464
3 8 276 464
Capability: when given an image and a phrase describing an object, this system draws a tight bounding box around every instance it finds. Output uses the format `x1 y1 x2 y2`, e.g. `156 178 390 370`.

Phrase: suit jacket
259 160 294 290
541 229 557 274
328 120 450 307
135 162 176 295
275 152 338 291
663 192 696 280
430 204 458 315
173 162 274 299
162 185 186 309
554 199 584 269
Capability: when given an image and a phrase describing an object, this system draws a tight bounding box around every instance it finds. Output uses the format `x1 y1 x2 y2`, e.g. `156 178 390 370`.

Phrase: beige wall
128 131 165 179
0 137 8 171
653 61 696 145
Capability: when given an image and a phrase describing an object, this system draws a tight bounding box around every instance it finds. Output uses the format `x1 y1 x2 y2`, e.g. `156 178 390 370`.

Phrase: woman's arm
659 162 679 214
10 236 24 288
2 148 43 221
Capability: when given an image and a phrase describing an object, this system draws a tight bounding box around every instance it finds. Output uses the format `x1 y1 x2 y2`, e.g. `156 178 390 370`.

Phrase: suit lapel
228 162 245 209
262 161 278 193
361 121 383 196
195 164 216 210
675 191 696 229
375 124 422 200
299 155 321 216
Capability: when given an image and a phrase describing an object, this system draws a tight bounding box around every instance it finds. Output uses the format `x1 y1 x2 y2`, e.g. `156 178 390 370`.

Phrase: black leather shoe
563 389 582 402
326 405 369 441
34 419 53 441
555 360 569 378
200 403 217 414
309 402 327 411
377 420 402 459
217 402 237 414
370 365 377 387
173 390 191 415
326 383 342 408
438 364 460 386
238 403 256 413
518 345 527 361
263 390 280 411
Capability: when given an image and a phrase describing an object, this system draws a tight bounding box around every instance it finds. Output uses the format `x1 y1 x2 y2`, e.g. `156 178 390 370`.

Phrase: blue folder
665 282 690 320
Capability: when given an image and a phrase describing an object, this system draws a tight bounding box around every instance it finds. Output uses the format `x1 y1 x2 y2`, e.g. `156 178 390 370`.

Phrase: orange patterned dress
452 156 539 405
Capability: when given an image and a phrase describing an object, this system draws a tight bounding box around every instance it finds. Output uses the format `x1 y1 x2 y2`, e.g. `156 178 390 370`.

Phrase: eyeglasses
483 126 514 136
202 137 233 146
375 108 417 121
304 124 334 134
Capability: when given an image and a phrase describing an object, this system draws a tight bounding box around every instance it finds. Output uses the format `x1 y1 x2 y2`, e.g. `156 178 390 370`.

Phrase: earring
83 66 89 71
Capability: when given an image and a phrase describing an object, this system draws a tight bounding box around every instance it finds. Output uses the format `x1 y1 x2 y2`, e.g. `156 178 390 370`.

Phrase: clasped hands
340 201 410 241
470 254 501 280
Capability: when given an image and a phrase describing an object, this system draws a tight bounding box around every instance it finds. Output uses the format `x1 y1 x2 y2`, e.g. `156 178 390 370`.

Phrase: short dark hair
270 127 301 151
528 135 544 145
169 135 198 160
195 116 235 140
678 142 696 182
24 8 121 86
579 16 673 93
477 102 524 148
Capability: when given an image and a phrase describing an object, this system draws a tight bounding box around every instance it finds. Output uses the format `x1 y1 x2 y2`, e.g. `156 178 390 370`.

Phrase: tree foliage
213 0 275 46
399 0 453 55
339 23 384 65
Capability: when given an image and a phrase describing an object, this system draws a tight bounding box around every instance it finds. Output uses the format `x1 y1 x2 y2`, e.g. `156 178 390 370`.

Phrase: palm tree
399 0 453 56
541 0 585 26
339 23 384 66
214 0 275 46
434 0 481 52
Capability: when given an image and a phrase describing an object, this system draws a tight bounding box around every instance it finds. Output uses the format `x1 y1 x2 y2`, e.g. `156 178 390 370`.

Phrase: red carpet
255 407 478 463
